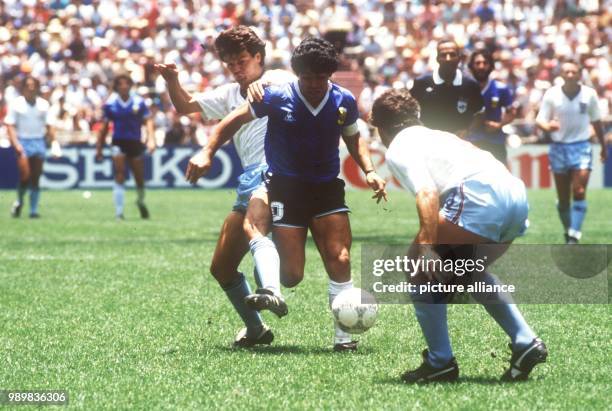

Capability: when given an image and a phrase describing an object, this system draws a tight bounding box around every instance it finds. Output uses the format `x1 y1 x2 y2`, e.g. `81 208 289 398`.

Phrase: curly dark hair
370 89 422 135
214 26 266 66
112 73 133 92
290 37 339 75
468 49 494 74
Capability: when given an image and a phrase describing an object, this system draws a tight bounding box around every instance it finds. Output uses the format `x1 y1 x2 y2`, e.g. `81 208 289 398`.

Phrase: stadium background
0 0 610 190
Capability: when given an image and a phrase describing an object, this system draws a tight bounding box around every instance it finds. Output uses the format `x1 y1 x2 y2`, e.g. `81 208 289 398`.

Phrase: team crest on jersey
337 107 347 125
579 102 587 114
491 96 499 108
132 104 139 114
457 98 467 113
284 112 296 123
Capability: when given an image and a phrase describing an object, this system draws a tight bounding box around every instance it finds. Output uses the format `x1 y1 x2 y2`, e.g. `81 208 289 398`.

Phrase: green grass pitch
1 188 610 410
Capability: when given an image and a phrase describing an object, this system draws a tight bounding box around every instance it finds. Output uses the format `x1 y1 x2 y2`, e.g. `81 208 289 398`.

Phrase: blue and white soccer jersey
103 93 151 158
536 85 601 174
386 126 529 243
194 70 296 212
249 80 360 227
4 95 54 158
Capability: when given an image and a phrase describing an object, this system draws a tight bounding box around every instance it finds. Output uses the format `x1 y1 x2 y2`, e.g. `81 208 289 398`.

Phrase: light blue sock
222 272 264 338
556 202 570 232
113 182 125 216
569 200 587 240
470 271 536 350
253 267 262 289
249 236 281 296
29 188 40 215
413 301 454 368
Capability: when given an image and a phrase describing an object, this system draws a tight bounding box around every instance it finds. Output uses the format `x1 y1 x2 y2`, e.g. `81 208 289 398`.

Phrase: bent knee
281 271 303 288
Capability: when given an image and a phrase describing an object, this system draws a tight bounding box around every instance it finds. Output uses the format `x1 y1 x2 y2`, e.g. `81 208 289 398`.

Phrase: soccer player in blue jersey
467 50 517 164
96 74 156 220
186 37 387 351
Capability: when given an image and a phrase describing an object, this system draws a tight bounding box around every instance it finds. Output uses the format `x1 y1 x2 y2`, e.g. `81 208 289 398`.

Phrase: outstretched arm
154 63 201 114
342 132 387 203
185 103 255 183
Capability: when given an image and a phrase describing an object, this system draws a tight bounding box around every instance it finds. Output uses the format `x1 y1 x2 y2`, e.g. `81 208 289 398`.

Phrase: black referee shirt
411 69 484 134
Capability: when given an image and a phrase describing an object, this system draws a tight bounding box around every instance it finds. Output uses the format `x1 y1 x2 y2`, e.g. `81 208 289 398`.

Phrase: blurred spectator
0 0 608 148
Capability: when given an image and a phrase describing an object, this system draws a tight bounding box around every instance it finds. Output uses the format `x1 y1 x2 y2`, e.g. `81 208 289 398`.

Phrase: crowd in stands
0 0 609 146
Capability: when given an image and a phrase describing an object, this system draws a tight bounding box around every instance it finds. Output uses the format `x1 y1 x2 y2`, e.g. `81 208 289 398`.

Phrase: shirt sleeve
386 149 436 195
194 85 231 120
501 86 514 108
102 103 112 121
470 82 485 115
587 90 601 122
249 86 275 118
4 104 16 125
341 91 360 136
535 90 554 123
410 78 423 102
140 100 151 119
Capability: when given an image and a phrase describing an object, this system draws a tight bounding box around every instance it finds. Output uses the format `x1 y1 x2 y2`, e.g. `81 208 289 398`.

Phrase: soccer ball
331 288 378 334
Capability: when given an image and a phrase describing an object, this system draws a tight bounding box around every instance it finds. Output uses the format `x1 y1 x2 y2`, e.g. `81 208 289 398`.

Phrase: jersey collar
116 93 133 108
482 78 494 94
433 68 463 86
294 80 332 116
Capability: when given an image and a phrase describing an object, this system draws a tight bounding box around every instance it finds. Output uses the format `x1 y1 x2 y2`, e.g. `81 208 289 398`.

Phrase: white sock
249 236 281 296
329 279 353 344
113 182 125 216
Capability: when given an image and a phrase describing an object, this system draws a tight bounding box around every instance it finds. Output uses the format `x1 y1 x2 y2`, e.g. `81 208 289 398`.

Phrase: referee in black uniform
411 39 484 137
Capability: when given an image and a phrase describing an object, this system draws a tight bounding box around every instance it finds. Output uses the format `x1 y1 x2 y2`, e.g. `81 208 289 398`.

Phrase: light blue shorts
232 163 268 213
19 137 46 158
440 172 529 243
549 140 592 174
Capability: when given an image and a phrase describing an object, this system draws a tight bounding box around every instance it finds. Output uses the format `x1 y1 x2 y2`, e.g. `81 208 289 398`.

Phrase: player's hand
50 140 62 158
247 80 269 104
14 144 25 158
185 149 213 184
601 147 608 163
147 140 156 154
484 120 501 132
409 243 446 284
366 171 387 203
153 63 179 82
548 120 560 132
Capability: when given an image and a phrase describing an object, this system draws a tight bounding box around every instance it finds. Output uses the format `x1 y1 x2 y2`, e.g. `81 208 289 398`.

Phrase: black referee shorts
266 173 350 228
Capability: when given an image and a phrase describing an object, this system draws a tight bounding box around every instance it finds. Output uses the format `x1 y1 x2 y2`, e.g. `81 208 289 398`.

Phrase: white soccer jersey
195 69 296 168
4 96 54 139
536 85 601 143
385 125 508 195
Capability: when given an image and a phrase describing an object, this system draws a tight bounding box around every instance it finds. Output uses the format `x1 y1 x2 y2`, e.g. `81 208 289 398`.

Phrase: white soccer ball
331 288 378 334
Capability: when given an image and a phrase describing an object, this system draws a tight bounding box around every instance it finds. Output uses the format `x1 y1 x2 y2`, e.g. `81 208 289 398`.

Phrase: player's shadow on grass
214 344 376 356
374 375 502 386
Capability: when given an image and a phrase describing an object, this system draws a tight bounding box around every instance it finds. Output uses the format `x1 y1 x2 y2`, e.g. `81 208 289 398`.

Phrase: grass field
1 188 610 410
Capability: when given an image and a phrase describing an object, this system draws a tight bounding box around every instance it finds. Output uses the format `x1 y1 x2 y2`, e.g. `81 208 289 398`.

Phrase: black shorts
111 139 146 158
266 174 350 228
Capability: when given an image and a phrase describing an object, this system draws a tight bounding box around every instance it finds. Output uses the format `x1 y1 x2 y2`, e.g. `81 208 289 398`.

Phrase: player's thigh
210 211 250 285
553 173 571 205
272 226 308 287
127 155 146 187
28 156 44 185
244 188 271 239
310 212 352 267
112 154 127 182
15 152 30 182
570 168 590 199
436 214 510 265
